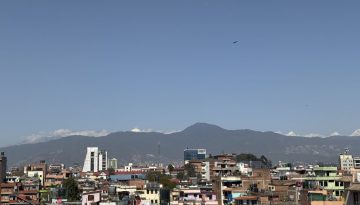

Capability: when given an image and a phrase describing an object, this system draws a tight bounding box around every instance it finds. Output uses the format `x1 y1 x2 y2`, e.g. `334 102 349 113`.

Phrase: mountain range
1 123 359 167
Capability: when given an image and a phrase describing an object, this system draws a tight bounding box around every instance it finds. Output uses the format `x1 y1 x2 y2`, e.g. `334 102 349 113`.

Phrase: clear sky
1 1 360 146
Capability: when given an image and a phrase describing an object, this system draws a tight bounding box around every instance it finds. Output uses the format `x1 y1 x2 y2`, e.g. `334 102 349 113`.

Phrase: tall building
23 160 47 186
339 153 354 171
0 152 7 182
98 150 108 171
184 148 206 163
83 147 108 172
354 157 360 169
108 158 118 169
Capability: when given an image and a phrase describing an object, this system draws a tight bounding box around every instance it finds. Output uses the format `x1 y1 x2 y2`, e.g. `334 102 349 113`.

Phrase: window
151 200 154 204
155 200 158 203
151 190 153 194
155 190 158 194
147 190 149 194
324 181 328 187
88 195 94 201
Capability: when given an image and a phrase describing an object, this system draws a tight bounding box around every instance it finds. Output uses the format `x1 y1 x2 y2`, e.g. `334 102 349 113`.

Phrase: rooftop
347 183 360 191
234 196 258 200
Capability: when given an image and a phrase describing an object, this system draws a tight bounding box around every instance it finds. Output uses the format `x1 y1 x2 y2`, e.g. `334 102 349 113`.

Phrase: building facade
83 147 108 172
340 153 354 171
184 149 206 163
0 152 7 182
108 158 118 170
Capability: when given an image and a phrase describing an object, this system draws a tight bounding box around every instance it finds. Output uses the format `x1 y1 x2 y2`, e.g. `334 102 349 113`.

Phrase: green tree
159 175 176 189
146 171 162 182
145 171 176 189
260 155 272 167
184 164 196 177
176 172 185 181
235 153 259 162
108 167 115 176
63 177 80 201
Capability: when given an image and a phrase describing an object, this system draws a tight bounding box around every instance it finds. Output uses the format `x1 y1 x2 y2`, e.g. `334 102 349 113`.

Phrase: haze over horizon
1 1 360 146
6 122 360 148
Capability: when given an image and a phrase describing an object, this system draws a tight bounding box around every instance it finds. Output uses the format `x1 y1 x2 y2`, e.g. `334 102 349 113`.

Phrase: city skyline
1 1 360 146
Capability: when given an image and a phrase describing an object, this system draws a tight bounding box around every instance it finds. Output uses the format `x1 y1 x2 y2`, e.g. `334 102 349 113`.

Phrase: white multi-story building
339 153 354 171
139 182 162 205
201 161 210 181
83 147 108 172
354 157 360 169
98 150 108 171
108 158 118 169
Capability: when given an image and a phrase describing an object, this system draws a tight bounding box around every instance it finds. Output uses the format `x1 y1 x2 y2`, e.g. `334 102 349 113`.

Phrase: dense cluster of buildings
1 148 360 205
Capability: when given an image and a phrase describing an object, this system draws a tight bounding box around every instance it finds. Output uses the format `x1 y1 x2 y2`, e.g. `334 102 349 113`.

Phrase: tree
108 167 115 176
63 177 80 201
176 172 185 181
159 175 176 189
145 171 176 189
184 164 196 177
260 155 272 167
235 153 259 162
146 171 162 182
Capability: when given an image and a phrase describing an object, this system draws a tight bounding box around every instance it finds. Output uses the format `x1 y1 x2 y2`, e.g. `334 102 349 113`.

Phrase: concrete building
184 149 206 164
23 160 47 186
108 158 118 169
48 163 65 172
354 157 360 169
139 182 163 205
0 152 7 182
345 183 360 205
304 166 345 200
202 161 211 181
26 170 45 186
83 147 108 172
188 160 210 181
340 153 354 171
170 188 218 205
82 191 101 205
99 150 108 171
215 176 243 205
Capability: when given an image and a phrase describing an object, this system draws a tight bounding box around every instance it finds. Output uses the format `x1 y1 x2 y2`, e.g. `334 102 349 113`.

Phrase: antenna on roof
344 147 350 154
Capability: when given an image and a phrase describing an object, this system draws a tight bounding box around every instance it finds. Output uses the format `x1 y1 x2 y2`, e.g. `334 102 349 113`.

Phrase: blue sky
1 1 360 146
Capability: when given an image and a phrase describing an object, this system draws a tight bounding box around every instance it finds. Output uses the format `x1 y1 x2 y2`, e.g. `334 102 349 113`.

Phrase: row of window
334 190 343 196
319 180 344 187
146 189 158 194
